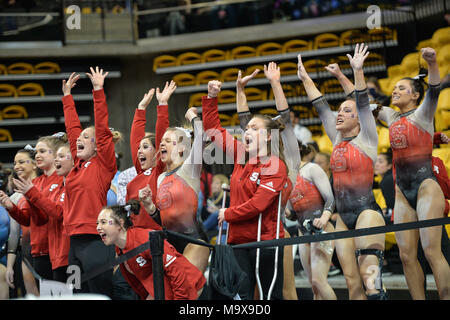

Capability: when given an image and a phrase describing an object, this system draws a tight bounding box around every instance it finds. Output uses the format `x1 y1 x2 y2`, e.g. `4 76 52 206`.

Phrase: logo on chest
49 184 59 192
155 180 174 210
136 256 147 267
390 123 408 149
331 146 348 172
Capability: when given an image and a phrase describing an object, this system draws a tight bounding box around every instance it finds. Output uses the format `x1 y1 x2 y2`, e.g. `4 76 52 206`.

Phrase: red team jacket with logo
126 106 168 230
62 89 117 236
202 96 287 244
9 172 62 257
25 182 70 269
116 228 206 300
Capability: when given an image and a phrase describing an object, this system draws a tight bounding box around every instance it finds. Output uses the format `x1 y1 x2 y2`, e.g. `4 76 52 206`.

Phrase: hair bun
125 199 141 216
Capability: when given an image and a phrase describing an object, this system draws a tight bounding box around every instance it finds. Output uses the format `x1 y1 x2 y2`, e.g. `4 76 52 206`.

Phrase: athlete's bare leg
282 230 298 300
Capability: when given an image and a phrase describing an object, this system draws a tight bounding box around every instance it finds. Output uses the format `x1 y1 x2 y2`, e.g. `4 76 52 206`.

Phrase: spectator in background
367 76 390 106
314 152 331 179
290 110 314 144
374 149 395 223
116 166 137 206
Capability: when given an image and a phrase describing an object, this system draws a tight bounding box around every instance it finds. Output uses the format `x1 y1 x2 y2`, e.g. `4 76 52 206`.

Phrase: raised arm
236 69 259 130
325 63 355 97
415 47 441 123
264 61 300 184
297 54 338 143
347 43 378 147
131 88 155 173
203 80 245 164
62 72 82 159
177 107 203 190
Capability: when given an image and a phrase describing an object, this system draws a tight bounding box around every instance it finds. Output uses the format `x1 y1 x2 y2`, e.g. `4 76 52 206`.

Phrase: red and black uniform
126 105 169 230
203 96 287 300
117 227 205 300
62 88 116 296
25 180 70 282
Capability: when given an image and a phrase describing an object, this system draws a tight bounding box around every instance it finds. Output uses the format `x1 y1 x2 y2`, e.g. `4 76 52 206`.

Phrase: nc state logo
155 180 173 210
331 146 347 172
390 123 408 149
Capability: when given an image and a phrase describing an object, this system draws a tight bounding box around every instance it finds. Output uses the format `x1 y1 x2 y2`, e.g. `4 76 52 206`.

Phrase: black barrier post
149 230 165 300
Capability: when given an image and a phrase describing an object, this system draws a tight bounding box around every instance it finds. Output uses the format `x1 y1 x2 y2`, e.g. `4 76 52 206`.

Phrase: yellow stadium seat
201 49 229 63
0 84 17 97
437 44 450 66
387 65 404 79
256 42 283 56
0 64 7 75
258 108 278 116
368 27 397 42
81 7 92 14
400 52 421 74
230 113 239 126
339 29 367 46
278 62 298 75
176 52 202 66
432 27 450 48
282 39 312 53
153 55 177 72
34 62 61 73
364 52 384 67
336 55 351 69
281 84 297 98
7 62 34 74
303 59 327 73
441 109 450 129
111 5 124 14
385 232 397 248
437 88 450 111
0 129 12 142
292 105 311 119
17 83 44 96
218 90 236 104
244 87 267 101
373 188 387 210
196 70 220 85
416 38 435 50
189 92 206 107
378 126 390 153
313 33 340 49
2 105 28 119
219 113 232 126
432 148 450 170
220 68 240 82
321 79 344 94
378 78 391 96
245 65 265 78
317 132 333 154
230 46 256 59
172 73 196 87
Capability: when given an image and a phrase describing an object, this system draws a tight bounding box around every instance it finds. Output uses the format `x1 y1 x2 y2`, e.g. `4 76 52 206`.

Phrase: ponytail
108 199 141 229
402 68 428 104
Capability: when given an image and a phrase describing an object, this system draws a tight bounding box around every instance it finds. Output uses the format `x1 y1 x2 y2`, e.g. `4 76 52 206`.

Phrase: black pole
149 230 165 300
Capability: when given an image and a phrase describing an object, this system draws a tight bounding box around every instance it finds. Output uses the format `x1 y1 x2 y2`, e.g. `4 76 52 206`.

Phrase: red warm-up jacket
25 182 70 269
117 227 206 300
62 89 117 236
202 96 287 244
9 172 62 257
125 106 168 229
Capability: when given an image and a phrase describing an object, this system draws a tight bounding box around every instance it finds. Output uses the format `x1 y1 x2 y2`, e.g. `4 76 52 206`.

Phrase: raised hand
325 63 343 78
264 61 281 83
156 80 177 105
86 66 109 90
12 176 34 195
236 69 259 89
421 47 437 64
137 88 155 110
185 107 198 122
297 54 310 82
208 80 222 98
347 43 370 71
62 72 80 96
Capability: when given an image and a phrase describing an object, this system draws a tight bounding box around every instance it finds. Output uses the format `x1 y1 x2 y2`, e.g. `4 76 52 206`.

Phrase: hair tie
52 132 65 138
124 204 132 217
271 115 281 121
109 127 115 132
412 73 427 80
24 144 35 151
369 103 379 111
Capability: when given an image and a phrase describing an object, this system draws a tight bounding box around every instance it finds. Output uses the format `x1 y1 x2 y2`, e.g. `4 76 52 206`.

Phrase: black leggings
69 234 115 298
32 255 53 280
232 247 284 300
